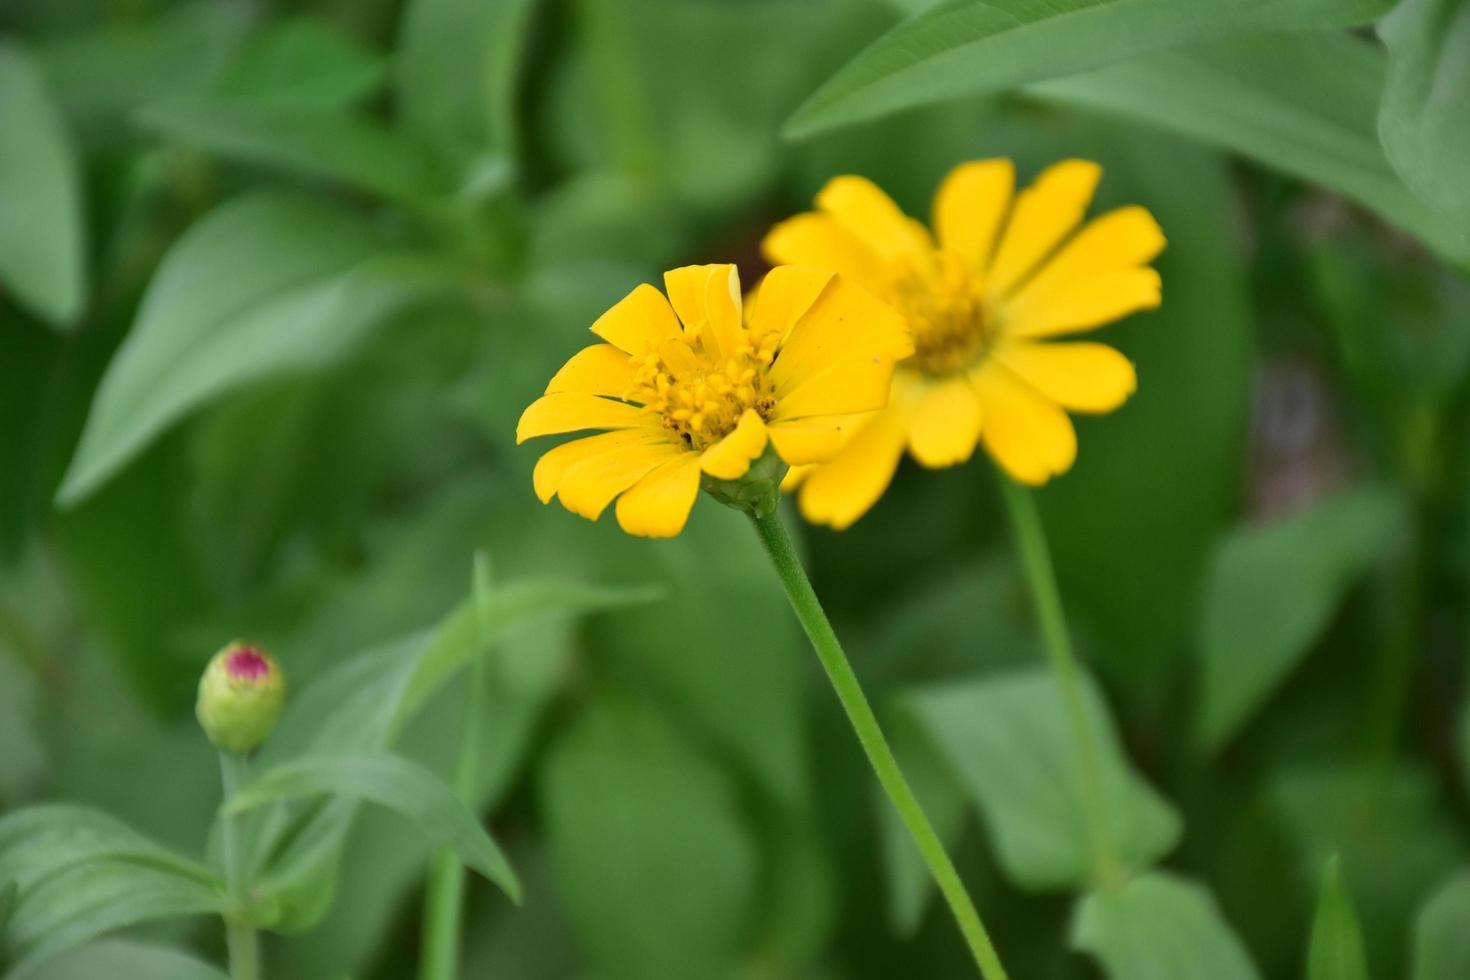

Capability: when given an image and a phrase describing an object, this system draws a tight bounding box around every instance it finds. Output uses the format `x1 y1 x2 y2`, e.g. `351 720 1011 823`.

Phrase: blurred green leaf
905 665 1180 891
33 2 252 121
1195 486 1408 754
227 751 520 903
57 192 459 506
1269 764 1465 976
397 0 538 171
541 700 757 980
1071 872 1262 980
136 101 443 205
249 575 651 932
1310 856 1371 980
3 861 226 978
1379 0 1470 238
0 805 218 894
1411 872 1470 980
210 17 385 108
1028 35 1470 267
22 940 229 980
0 42 86 328
785 0 1391 137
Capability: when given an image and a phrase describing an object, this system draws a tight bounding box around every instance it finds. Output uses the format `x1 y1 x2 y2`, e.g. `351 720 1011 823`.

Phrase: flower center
889 252 993 377
627 328 780 451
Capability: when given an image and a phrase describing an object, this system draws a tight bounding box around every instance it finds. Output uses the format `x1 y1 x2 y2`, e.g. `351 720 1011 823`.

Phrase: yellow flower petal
557 440 685 520
663 264 741 349
545 343 636 396
767 412 869 465
972 362 1077 485
615 454 703 538
796 400 913 530
761 212 886 287
1003 267 1161 340
590 283 682 356
772 355 896 422
517 393 647 443
933 159 1014 272
780 464 815 491
1019 205 1165 291
748 266 833 345
770 276 910 395
816 175 934 260
987 159 1101 297
995 341 1137 413
700 409 768 479
907 376 983 468
532 429 666 503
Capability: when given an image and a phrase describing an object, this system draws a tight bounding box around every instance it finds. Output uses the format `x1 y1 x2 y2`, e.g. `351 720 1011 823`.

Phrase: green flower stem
419 640 488 980
996 476 1125 891
749 510 1009 980
219 752 261 980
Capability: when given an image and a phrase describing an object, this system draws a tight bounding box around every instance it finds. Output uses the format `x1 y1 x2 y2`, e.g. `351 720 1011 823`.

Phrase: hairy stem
997 477 1125 891
219 752 261 980
749 510 1008 980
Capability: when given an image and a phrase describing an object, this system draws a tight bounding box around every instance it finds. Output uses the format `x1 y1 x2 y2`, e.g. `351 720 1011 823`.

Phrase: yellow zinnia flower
763 159 1165 529
517 263 911 537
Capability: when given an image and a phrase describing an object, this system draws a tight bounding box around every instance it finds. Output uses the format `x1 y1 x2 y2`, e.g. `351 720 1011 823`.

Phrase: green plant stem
749 510 1008 980
996 477 1125 891
419 643 488 980
219 752 261 980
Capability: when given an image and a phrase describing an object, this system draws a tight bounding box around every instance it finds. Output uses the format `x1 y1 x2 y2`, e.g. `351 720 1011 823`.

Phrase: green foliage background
2 0 1469 977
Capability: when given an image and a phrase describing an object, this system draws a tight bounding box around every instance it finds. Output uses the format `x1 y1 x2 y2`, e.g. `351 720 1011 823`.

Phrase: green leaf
56 192 460 506
226 751 521 903
0 805 219 894
1411 872 1470 980
3 861 227 978
210 17 386 108
1028 35 1470 267
0 42 86 327
1194 486 1407 753
905 665 1180 890
540 701 757 980
1072 872 1262 980
33 2 252 121
1309 856 1371 980
1269 763 1466 975
1379 0 1470 237
785 0 1392 136
23 940 230 980
136 100 442 205
397 0 539 169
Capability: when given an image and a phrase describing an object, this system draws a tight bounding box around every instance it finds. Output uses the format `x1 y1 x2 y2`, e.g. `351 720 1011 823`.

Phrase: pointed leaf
1072 872 1262 980
905 665 1180 890
57 192 459 505
0 42 85 327
1028 35 1470 267
226 751 521 903
0 805 219 893
1195 486 1407 753
786 0 1392 136
4 862 227 977
1310 856 1371 980
23 940 230 980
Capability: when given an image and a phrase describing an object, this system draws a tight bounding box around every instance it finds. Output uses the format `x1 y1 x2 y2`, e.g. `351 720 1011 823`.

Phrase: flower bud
196 643 285 755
